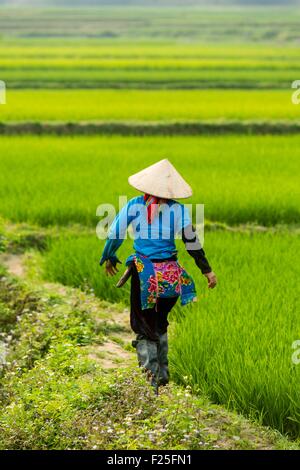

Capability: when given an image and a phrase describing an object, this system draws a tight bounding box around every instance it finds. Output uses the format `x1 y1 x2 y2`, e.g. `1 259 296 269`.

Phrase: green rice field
42 230 300 435
1 41 300 88
1 3 300 445
1 89 299 122
0 135 299 226
1 6 299 43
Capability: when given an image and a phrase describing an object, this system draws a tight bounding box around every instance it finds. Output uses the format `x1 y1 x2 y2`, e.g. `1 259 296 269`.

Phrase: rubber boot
133 338 159 393
157 332 169 386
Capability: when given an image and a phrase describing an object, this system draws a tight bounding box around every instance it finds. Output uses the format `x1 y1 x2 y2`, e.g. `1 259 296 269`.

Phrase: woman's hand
105 260 119 277
204 271 217 289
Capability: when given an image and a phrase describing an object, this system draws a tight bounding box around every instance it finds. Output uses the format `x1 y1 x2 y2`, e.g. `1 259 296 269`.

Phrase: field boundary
3 82 292 90
1 120 300 136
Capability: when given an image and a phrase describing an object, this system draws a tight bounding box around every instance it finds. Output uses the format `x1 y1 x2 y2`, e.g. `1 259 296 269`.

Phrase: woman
100 159 217 391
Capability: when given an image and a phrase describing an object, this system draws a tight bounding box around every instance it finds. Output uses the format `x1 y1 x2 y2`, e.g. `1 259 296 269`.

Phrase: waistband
149 255 178 263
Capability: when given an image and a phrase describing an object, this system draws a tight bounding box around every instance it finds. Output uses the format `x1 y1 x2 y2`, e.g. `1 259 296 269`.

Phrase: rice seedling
1 41 299 88
1 89 299 122
42 229 300 436
0 135 299 226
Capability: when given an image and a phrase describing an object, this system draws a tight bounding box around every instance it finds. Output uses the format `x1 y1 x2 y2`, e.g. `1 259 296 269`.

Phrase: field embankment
2 121 300 136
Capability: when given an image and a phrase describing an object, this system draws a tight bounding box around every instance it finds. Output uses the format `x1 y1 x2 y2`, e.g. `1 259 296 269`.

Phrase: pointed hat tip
152 157 170 167
128 158 192 199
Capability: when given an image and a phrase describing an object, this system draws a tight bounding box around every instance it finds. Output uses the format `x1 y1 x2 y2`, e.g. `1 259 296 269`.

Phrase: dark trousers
130 265 178 342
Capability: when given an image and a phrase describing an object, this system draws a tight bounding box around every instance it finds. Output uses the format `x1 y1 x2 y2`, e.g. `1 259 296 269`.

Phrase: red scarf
144 194 159 224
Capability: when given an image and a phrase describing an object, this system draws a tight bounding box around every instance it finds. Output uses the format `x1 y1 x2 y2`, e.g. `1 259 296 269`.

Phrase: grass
40 228 300 437
171 231 300 437
2 41 300 59
43 233 130 305
1 5 300 44
1 41 300 88
1 2 300 450
0 135 299 226
1 64 297 89
1 264 295 450
1 89 300 122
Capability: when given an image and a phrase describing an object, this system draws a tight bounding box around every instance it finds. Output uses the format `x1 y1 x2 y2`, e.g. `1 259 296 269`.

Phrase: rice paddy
0 135 299 226
42 229 300 436
1 89 299 122
1 3 300 443
1 5 299 43
1 41 300 88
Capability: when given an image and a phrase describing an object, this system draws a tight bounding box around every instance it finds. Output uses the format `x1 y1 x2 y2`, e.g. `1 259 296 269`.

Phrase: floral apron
127 253 197 310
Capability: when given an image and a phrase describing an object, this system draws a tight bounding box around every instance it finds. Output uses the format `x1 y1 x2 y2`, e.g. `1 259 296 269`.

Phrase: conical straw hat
128 159 192 199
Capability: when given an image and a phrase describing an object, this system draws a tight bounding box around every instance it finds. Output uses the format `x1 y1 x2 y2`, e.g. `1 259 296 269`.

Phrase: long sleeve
100 201 134 267
99 237 123 267
181 224 212 274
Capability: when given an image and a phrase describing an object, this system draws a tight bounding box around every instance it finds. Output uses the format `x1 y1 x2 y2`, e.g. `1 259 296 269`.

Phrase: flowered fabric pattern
128 254 197 310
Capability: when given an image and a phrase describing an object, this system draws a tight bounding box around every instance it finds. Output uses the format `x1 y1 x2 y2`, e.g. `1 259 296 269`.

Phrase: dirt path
0 252 134 369
0 253 25 277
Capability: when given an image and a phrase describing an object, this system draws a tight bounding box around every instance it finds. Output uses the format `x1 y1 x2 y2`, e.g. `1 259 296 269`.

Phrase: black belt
150 256 177 262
